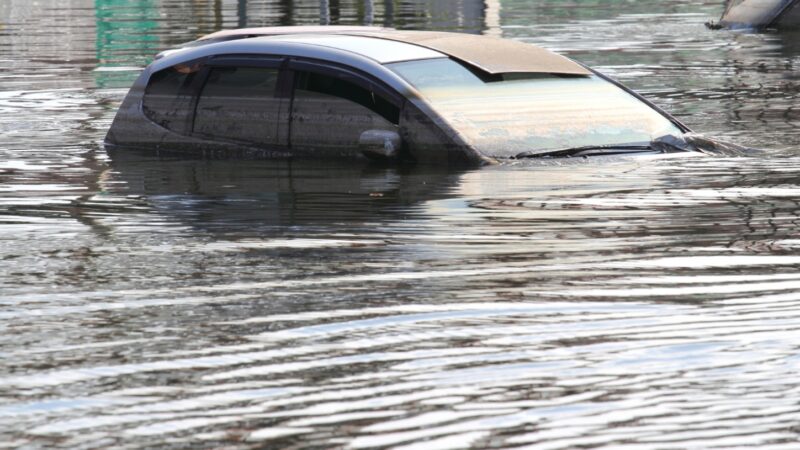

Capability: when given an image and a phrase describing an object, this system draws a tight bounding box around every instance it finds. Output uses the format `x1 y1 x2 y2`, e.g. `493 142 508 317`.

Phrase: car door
191 56 289 151
287 59 402 158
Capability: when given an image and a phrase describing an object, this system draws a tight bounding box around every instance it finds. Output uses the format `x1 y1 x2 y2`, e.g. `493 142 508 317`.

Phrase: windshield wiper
514 144 653 159
513 134 703 160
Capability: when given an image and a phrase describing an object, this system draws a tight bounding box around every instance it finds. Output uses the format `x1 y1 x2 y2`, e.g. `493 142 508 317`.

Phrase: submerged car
106 26 704 166
715 0 800 29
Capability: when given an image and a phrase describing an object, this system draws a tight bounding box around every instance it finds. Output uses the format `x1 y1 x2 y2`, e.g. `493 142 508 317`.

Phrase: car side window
142 64 200 133
290 70 399 153
296 71 399 124
193 66 281 145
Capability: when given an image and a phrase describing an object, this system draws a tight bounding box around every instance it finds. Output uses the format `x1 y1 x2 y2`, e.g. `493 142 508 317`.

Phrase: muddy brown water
3 0 800 448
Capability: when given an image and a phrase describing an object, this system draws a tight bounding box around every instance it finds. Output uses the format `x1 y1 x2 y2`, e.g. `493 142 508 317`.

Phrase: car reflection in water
103 148 464 234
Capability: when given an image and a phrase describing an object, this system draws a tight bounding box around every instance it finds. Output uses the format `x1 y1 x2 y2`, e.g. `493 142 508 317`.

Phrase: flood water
3 0 800 448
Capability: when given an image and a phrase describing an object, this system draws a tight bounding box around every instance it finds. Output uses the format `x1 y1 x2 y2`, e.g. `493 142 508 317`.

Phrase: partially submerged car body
106 27 697 166
717 0 800 29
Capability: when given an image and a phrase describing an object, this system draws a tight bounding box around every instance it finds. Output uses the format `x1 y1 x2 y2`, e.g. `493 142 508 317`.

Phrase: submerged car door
287 59 402 158
191 56 288 151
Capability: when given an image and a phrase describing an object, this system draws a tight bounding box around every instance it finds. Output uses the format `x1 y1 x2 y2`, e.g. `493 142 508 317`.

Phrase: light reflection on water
3 0 800 448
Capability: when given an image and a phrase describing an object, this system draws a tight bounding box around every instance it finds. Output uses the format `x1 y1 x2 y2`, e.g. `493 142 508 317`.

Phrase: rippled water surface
4 0 800 448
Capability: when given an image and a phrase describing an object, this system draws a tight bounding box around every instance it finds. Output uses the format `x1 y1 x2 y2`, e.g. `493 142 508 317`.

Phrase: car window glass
290 71 398 153
193 66 280 145
389 58 683 157
296 71 399 125
142 64 199 133
386 58 484 90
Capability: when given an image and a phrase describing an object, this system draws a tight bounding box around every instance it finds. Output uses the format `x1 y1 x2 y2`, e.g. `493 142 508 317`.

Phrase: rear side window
142 64 199 132
193 67 281 145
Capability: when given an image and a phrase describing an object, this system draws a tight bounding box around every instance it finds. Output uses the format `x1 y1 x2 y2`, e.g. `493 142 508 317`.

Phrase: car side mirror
359 130 401 160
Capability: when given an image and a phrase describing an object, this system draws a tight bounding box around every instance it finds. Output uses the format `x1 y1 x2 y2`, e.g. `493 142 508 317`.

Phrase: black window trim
206 54 285 69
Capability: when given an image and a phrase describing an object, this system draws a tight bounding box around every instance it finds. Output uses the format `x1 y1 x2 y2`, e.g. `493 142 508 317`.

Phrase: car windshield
388 58 683 157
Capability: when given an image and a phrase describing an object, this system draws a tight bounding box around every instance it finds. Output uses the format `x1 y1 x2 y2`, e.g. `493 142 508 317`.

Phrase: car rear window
142 64 199 133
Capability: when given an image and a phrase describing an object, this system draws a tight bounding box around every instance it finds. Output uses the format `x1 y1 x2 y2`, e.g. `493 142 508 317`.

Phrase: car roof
254 34 445 64
192 26 591 76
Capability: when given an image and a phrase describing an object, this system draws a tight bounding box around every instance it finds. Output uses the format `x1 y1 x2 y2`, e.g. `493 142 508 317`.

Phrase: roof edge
190 27 591 77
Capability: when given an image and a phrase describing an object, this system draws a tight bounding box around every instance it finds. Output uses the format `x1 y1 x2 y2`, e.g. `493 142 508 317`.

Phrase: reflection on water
4 0 800 448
